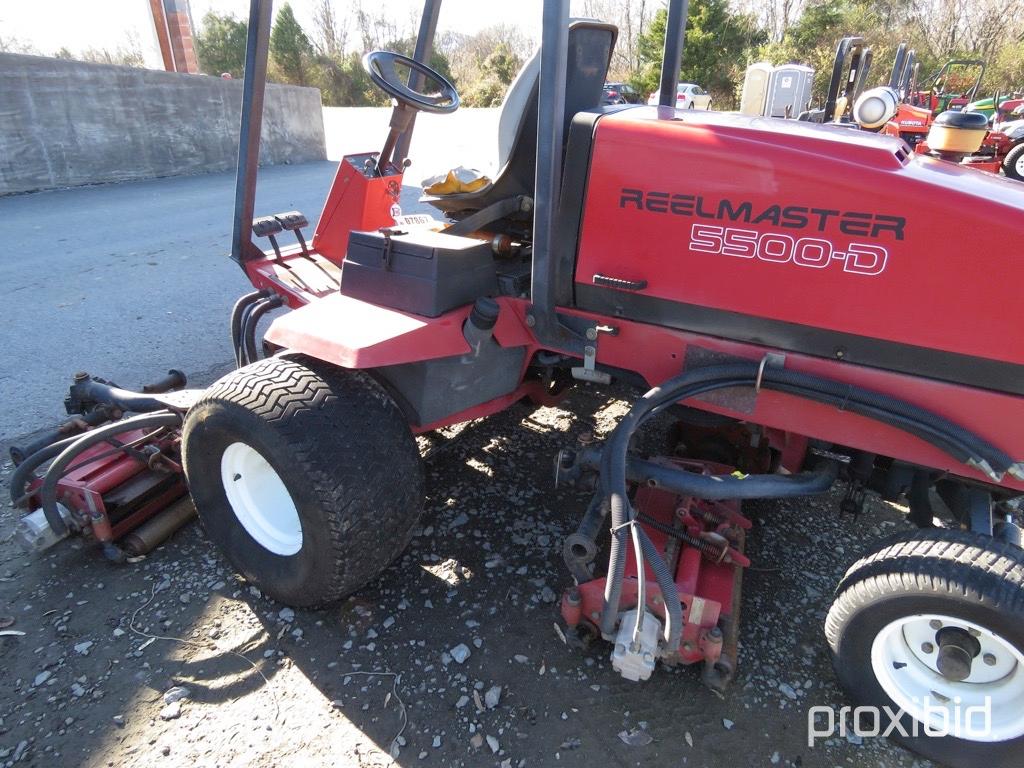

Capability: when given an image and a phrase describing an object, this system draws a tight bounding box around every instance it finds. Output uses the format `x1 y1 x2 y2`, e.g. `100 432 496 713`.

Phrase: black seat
422 19 618 216
932 109 989 130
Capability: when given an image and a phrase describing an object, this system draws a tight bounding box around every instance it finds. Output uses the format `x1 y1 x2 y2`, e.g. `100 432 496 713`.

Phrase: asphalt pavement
0 106 502 443
0 161 421 442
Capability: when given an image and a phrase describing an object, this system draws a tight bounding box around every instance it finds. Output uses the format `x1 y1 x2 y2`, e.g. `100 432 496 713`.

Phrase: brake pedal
252 215 284 259
274 211 310 255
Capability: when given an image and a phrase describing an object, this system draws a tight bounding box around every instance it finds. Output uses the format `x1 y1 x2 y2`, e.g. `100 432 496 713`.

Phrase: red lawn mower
881 58 985 147
11 1 1024 765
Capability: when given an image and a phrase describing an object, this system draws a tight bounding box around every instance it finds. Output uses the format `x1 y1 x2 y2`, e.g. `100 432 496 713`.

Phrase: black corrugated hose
598 362 1021 654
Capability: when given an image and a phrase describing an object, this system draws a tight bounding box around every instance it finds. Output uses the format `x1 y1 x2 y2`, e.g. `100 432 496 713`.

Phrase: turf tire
825 528 1024 767
182 356 423 607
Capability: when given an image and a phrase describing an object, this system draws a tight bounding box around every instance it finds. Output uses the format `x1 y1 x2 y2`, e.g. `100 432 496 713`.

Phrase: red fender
263 294 535 369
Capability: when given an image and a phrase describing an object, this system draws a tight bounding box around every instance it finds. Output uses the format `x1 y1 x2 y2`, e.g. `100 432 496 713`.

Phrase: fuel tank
574 107 1024 399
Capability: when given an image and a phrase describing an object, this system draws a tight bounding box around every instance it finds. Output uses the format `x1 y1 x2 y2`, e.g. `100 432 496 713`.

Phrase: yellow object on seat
422 166 491 196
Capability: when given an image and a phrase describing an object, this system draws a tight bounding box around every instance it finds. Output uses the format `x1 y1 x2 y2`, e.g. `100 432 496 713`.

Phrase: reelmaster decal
618 188 906 240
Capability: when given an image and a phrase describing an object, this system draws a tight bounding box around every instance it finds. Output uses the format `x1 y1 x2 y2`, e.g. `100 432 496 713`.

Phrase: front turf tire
1003 142 1024 181
182 356 423 608
825 529 1024 768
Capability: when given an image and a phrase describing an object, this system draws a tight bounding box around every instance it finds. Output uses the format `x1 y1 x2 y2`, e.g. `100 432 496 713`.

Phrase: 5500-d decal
619 188 903 277
689 224 888 276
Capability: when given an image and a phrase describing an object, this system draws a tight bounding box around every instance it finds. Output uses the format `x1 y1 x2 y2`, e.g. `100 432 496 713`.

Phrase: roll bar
822 36 867 123
229 0 693 339
230 0 273 264
392 0 443 166
657 0 688 107
530 0 687 342
924 59 986 104
888 43 907 90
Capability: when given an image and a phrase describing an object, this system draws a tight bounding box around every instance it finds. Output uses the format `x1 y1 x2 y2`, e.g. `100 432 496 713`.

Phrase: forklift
11 2 1024 765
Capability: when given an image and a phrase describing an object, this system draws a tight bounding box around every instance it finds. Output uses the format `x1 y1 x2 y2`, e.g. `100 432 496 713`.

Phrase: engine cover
574 108 1024 396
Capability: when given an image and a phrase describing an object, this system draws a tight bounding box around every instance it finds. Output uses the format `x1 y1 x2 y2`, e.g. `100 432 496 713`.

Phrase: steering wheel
362 51 460 115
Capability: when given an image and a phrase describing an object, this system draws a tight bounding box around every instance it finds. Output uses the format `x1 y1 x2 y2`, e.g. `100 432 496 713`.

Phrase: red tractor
11 2 1024 766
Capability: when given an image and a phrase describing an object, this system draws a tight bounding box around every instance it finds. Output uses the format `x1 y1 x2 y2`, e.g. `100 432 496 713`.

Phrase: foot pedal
252 211 310 259
274 211 310 255
252 216 284 259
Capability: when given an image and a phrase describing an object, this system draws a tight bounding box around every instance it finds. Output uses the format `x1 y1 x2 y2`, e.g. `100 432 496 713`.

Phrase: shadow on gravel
0 387 932 768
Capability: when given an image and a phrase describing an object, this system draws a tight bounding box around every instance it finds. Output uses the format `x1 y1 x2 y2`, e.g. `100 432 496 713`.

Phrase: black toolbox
340 229 498 317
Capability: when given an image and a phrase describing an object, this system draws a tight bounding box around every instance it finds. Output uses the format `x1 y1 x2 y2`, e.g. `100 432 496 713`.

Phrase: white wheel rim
220 441 302 556
871 613 1024 742
1015 152 1024 176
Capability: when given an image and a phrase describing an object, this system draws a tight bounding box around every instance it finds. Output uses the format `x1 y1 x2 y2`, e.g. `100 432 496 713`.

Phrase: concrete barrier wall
0 53 326 195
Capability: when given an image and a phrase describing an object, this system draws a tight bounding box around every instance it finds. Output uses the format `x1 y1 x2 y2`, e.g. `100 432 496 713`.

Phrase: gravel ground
0 384 936 768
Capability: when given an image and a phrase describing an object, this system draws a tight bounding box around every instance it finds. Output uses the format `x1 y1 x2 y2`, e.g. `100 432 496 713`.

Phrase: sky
0 1 552 64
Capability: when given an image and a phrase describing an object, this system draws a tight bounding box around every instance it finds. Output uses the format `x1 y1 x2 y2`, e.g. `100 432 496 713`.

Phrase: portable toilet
740 62 773 116
765 65 815 118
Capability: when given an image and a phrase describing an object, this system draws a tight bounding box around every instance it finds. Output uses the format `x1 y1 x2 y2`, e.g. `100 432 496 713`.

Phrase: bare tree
0 35 39 55
311 0 347 57
737 0 805 44
912 0 1024 61
442 23 533 86
577 0 651 79
353 1 415 50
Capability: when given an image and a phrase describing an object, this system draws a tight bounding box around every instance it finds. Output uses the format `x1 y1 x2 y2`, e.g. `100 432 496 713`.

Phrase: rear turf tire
182 356 423 607
825 529 1024 768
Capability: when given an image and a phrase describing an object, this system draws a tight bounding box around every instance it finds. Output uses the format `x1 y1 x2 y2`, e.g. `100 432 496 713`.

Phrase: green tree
464 42 522 107
270 3 315 86
195 12 247 77
633 0 765 105
312 52 378 106
755 1 942 106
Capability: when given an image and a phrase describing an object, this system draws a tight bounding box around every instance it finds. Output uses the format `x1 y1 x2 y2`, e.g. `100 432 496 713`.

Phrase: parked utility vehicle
12 3 1024 766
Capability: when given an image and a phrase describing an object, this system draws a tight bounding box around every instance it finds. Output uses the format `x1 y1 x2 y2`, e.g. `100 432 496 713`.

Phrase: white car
647 83 713 110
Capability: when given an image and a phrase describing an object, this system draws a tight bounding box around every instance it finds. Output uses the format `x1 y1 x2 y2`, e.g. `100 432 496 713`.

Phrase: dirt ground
0 380 939 768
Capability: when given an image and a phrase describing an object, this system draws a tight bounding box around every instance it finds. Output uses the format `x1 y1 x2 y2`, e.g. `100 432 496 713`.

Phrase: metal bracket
808 447 852 464
755 352 786 392
571 324 617 385
966 488 994 536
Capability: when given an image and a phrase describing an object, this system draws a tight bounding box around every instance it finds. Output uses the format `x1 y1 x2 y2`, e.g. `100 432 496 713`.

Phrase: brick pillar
149 0 176 71
163 0 199 74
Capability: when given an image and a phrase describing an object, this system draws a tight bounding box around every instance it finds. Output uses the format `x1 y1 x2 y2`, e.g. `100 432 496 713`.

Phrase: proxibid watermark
807 698 993 746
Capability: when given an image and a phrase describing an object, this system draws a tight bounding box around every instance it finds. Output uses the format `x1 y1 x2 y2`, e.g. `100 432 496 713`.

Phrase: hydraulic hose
637 524 682 648
38 411 182 537
243 295 284 364
564 491 606 583
576 447 840 500
10 407 116 466
598 362 1021 652
231 289 268 367
600 371 755 644
768 368 1015 476
600 374 751 644
71 379 179 414
9 434 88 508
